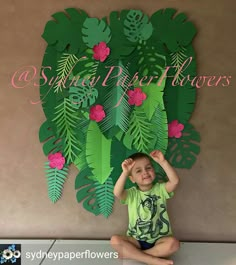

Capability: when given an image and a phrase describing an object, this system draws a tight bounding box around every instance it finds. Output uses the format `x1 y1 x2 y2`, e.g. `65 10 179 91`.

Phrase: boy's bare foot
148 256 173 265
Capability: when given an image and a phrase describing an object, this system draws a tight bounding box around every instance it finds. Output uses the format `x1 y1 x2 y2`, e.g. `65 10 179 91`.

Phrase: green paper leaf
111 136 138 189
97 58 132 138
124 10 153 42
164 45 197 123
141 80 166 121
165 123 200 168
123 108 154 152
149 103 168 154
72 118 90 171
52 98 81 163
95 176 114 218
75 168 100 215
82 18 111 48
151 8 197 52
42 8 88 53
69 80 98 109
109 10 136 58
40 45 64 133
39 120 64 156
86 122 113 184
54 53 80 93
71 48 99 78
45 162 68 203
137 41 166 78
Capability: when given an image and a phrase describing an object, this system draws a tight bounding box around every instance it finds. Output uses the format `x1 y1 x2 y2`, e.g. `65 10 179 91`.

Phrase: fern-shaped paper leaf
54 53 79 93
164 44 197 123
149 103 168 154
170 46 188 84
52 98 81 163
123 108 154 152
45 162 68 203
98 59 132 138
95 176 114 218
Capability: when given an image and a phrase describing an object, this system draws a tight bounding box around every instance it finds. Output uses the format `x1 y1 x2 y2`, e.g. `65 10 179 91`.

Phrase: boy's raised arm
113 158 135 200
150 150 180 193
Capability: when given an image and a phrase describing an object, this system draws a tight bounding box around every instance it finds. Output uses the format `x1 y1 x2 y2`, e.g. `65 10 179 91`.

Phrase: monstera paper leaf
39 7 200 217
150 8 197 52
42 8 88 53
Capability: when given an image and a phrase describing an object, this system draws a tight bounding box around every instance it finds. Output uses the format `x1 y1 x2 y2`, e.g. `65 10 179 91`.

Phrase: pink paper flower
89 105 106 122
93 42 110 62
48 152 65 170
168 120 184 138
127 88 147 106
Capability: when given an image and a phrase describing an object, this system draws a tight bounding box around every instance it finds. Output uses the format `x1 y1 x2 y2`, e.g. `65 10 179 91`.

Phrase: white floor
0 240 235 265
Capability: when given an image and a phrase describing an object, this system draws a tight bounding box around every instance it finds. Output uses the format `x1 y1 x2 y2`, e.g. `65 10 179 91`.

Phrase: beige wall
0 0 235 241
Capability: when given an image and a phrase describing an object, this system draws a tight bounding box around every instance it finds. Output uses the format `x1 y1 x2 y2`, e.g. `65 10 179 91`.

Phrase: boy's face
130 157 155 187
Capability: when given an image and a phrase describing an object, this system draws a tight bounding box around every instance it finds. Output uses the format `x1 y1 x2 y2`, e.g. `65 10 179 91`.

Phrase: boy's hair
128 152 152 162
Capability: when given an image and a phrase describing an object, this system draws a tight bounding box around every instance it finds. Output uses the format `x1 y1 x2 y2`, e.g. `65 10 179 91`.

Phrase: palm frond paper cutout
45 162 69 203
39 7 200 217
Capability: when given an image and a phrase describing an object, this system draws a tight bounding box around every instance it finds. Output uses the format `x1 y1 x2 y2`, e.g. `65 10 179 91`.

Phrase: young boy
110 150 180 265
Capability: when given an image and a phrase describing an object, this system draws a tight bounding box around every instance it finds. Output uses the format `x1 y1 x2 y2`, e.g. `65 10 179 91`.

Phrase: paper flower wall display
39 8 201 217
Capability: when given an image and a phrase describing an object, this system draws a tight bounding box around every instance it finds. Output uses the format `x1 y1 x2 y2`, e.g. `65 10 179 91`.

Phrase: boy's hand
121 158 135 175
150 150 166 164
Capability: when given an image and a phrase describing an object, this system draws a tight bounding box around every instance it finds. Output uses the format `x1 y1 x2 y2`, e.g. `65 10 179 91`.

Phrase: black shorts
138 240 155 250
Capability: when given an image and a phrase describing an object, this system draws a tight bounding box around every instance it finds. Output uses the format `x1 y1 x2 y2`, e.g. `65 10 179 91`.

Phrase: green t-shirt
121 183 174 243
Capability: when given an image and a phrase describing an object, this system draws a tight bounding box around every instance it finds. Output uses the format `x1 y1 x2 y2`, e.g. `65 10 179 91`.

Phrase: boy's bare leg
144 237 180 258
110 235 174 265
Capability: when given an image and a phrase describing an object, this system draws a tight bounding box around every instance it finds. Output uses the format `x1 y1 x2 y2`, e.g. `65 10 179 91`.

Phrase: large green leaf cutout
75 168 100 215
86 121 113 184
108 10 136 58
45 162 68 203
151 8 197 52
42 8 88 53
40 45 64 134
165 123 200 168
95 176 114 218
124 10 153 42
82 18 111 48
